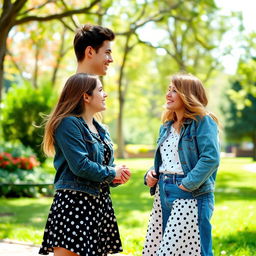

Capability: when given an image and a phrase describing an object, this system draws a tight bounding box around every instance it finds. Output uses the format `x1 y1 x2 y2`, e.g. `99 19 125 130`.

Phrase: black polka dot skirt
38 187 123 255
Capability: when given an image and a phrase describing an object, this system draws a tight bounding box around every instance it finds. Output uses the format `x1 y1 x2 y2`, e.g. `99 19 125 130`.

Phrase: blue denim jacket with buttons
149 115 220 197
53 116 116 196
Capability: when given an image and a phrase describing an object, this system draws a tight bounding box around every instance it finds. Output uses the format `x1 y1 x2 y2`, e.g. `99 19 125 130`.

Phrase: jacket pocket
183 135 197 151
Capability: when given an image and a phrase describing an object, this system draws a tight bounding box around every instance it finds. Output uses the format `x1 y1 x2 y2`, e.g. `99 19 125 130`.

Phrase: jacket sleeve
181 116 220 191
55 117 116 183
144 125 163 187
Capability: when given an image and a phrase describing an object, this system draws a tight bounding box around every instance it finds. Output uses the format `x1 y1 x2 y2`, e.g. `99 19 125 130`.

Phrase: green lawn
0 157 255 255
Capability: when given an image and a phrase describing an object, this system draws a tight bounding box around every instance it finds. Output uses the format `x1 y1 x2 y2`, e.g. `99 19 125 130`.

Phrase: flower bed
0 151 54 197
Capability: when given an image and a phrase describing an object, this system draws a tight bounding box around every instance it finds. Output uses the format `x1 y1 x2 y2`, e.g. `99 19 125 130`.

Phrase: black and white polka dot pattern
157 198 200 256
159 126 183 174
143 186 200 256
39 189 122 255
142 186 162 255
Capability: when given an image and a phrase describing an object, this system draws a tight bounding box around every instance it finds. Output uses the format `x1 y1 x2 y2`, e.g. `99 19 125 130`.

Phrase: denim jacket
53 116 116 196
148 115 220 197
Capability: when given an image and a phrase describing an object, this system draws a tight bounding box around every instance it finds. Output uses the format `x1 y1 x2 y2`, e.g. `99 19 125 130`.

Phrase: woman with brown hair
143 73 220 256
39 73 131 256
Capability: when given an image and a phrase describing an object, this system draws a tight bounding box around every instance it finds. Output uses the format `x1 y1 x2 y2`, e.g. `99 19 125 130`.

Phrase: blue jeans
159 173 214 256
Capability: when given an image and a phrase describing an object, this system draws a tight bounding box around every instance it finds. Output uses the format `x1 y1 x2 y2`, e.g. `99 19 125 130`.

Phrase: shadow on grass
0 198 52 241
213 230 256 255
215 170 256 204
215 186 256 203
0 198 51 228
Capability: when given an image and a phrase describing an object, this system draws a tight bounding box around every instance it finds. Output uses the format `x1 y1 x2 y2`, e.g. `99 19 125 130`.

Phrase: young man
73 24 115 75
38 25 131 256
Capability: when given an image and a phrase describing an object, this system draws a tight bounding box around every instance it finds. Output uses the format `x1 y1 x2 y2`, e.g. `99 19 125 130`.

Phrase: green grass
0 157 255 255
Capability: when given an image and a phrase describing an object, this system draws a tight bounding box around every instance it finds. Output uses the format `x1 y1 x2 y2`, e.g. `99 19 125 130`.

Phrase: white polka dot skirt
39 188 122 255
143 186 200 256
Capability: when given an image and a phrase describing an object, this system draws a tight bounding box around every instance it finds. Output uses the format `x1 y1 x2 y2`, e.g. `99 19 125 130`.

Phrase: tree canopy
0 0 246 157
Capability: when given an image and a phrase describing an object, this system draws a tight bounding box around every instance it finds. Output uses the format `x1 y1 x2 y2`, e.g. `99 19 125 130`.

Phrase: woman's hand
146 169 158 187
178 184 190 191
113 165 131 184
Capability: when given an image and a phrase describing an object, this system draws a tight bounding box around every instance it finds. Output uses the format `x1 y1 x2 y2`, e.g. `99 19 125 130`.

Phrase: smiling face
165 83 185 112
91 40 113 75
86 79 108 113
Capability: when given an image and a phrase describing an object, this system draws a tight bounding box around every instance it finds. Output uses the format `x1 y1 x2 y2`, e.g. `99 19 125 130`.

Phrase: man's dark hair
74 24 115 62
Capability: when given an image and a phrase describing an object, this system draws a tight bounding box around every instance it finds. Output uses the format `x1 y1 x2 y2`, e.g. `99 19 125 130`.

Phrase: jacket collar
163 118 192 127
78 116 106 136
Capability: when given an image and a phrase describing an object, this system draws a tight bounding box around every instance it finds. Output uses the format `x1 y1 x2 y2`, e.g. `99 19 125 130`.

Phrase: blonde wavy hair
161 73 218 124
42 73 101 157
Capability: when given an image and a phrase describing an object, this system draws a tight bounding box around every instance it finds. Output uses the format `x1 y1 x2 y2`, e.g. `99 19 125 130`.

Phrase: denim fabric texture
149 115 220 197
159 173 214 256
53 116 116 196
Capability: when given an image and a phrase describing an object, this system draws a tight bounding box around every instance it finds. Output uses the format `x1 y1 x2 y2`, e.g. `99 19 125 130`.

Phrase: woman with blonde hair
39 73 131 256
143 73 220 256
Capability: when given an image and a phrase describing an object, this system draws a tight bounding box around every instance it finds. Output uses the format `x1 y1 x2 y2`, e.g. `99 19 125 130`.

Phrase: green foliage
223 81 256 139
237 58 256 98
1 82 57 162
0 167 54 198
0 142 35 158
0 145 54 197
230 34 256 105
3 0 236 151
221 80 256 153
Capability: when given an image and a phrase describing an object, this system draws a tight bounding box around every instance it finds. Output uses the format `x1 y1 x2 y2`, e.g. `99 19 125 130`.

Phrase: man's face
92 40 113 75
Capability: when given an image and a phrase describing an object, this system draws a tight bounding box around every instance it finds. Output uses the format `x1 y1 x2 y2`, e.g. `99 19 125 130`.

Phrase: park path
0 239 39 256
0 239 129 256
243 163 256 172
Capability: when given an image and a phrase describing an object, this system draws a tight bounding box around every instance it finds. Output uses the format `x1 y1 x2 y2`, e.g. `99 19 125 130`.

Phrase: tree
137 0 230 83
0 0 101 101
1 0 238 158
227 32 256 106
107 0 230 157
105 0 182 157
222 79 256 160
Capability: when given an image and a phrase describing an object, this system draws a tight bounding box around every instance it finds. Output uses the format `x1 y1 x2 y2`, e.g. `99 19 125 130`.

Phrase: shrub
1 81 57 162
0 152 39 171
125 144 155 154
0 144 54 197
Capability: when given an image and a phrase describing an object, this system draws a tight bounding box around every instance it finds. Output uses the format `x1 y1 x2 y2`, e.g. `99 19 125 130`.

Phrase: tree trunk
253 133 256 161
51 28 68 87
117 96 125 158
116 35 131 158
116 70 126 158
0 23 12 101
0 39 6 102
0 0 28 101
33 44 40 88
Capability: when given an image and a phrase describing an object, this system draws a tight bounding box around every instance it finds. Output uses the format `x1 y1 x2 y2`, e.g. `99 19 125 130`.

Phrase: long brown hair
43 73 98 156
161 73 218 124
